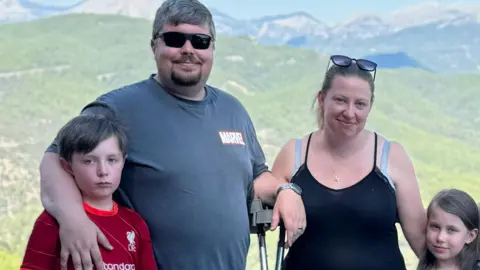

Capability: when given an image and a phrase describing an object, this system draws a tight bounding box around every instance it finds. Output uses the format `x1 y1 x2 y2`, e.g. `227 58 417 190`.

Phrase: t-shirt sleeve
21 212 61 269
135 217 158 270
244 113 269 180
45 100 117 154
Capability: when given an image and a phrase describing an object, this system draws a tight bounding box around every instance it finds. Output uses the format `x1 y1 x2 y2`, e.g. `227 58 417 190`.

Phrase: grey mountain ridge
1 0 480 73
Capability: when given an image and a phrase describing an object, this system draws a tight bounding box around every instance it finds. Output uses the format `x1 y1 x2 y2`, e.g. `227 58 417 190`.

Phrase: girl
418 188 479 270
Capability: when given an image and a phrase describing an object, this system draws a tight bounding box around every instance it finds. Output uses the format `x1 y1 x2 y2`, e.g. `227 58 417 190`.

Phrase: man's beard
171 70 202 86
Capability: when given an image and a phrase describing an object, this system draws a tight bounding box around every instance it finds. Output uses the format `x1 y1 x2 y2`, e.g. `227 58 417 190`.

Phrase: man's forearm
40 152 85 224
253 172 287 206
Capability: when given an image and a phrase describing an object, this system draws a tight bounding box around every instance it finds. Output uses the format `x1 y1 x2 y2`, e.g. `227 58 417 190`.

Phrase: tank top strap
291 133 314 180
305 132 314 163
292 138 303 177
373 132 378 169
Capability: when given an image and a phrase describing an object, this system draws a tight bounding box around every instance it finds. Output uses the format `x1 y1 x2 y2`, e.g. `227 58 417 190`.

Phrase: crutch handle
249 198 273 233
248 199 273 270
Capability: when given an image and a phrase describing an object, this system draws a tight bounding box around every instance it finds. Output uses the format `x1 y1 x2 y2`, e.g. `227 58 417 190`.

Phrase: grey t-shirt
47 75 269 270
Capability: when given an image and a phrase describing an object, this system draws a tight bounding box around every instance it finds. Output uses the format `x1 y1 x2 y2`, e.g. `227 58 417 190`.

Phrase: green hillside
0 250 22 269
0 14 479 270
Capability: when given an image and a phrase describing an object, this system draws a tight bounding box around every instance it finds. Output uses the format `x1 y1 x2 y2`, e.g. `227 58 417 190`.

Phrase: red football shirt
21 201 157 270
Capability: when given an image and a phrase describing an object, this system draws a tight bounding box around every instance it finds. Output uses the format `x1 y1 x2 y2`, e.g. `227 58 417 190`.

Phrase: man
39 1 306 270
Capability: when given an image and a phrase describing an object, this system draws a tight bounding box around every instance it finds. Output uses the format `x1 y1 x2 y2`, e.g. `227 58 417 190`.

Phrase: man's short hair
57 114 128 162
152 0 216 40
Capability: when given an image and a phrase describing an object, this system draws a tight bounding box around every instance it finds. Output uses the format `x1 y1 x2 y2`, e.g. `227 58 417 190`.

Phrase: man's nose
180 39 194 53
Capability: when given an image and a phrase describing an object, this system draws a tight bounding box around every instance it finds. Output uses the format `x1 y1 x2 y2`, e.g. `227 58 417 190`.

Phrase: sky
30 0 479 25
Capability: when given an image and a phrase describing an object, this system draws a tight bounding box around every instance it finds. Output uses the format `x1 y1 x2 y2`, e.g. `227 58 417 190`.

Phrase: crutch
249 198 273 270
274 222 286 270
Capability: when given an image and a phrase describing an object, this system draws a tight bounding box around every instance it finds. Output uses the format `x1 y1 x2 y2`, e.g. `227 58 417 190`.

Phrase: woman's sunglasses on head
328 55 377 81
153 31 212 50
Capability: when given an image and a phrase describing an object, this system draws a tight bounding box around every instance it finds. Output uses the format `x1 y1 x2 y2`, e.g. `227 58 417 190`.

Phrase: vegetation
0 14 478 270
0 250 22 269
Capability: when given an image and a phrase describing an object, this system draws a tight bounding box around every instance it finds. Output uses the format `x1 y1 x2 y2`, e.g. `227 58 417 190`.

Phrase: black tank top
283 132 406 270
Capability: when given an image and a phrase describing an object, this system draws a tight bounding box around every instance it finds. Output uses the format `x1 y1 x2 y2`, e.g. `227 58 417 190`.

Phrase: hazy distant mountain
0 0 164 22
70 0 164 19
1 0 480 73
209 4 480 73
0 0 35 23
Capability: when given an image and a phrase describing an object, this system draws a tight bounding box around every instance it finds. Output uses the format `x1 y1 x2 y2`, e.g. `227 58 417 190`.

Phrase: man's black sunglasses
153 31 212 50
328 55 377 80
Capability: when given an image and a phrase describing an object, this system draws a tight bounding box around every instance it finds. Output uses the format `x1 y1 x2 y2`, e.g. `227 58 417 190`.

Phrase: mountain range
2 0 480 73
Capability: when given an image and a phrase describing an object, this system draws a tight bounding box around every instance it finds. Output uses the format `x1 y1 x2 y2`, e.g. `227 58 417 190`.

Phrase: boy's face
62 136 125 201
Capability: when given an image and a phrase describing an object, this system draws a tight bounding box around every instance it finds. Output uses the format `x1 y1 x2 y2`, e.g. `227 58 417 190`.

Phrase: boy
21 114 157 270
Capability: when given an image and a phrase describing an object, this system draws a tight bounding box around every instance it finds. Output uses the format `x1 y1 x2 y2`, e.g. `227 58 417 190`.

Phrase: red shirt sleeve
21 211 61 270
135 216 158 270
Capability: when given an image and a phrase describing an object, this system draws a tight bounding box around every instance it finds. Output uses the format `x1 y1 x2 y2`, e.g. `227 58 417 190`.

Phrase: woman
272 55 427 270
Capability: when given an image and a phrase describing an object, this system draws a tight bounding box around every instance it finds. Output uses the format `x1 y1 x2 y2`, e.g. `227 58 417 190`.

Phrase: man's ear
60 158 73 175
150 39 156 54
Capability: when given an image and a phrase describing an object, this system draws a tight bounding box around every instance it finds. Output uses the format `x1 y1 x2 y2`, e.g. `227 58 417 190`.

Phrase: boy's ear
60 158 73 175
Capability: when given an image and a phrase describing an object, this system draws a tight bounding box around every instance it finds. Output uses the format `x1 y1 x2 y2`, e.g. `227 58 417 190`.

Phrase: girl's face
426 205 478 264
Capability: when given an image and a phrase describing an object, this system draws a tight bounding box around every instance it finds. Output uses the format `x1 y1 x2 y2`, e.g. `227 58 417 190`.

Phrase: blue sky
31 0 479 24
